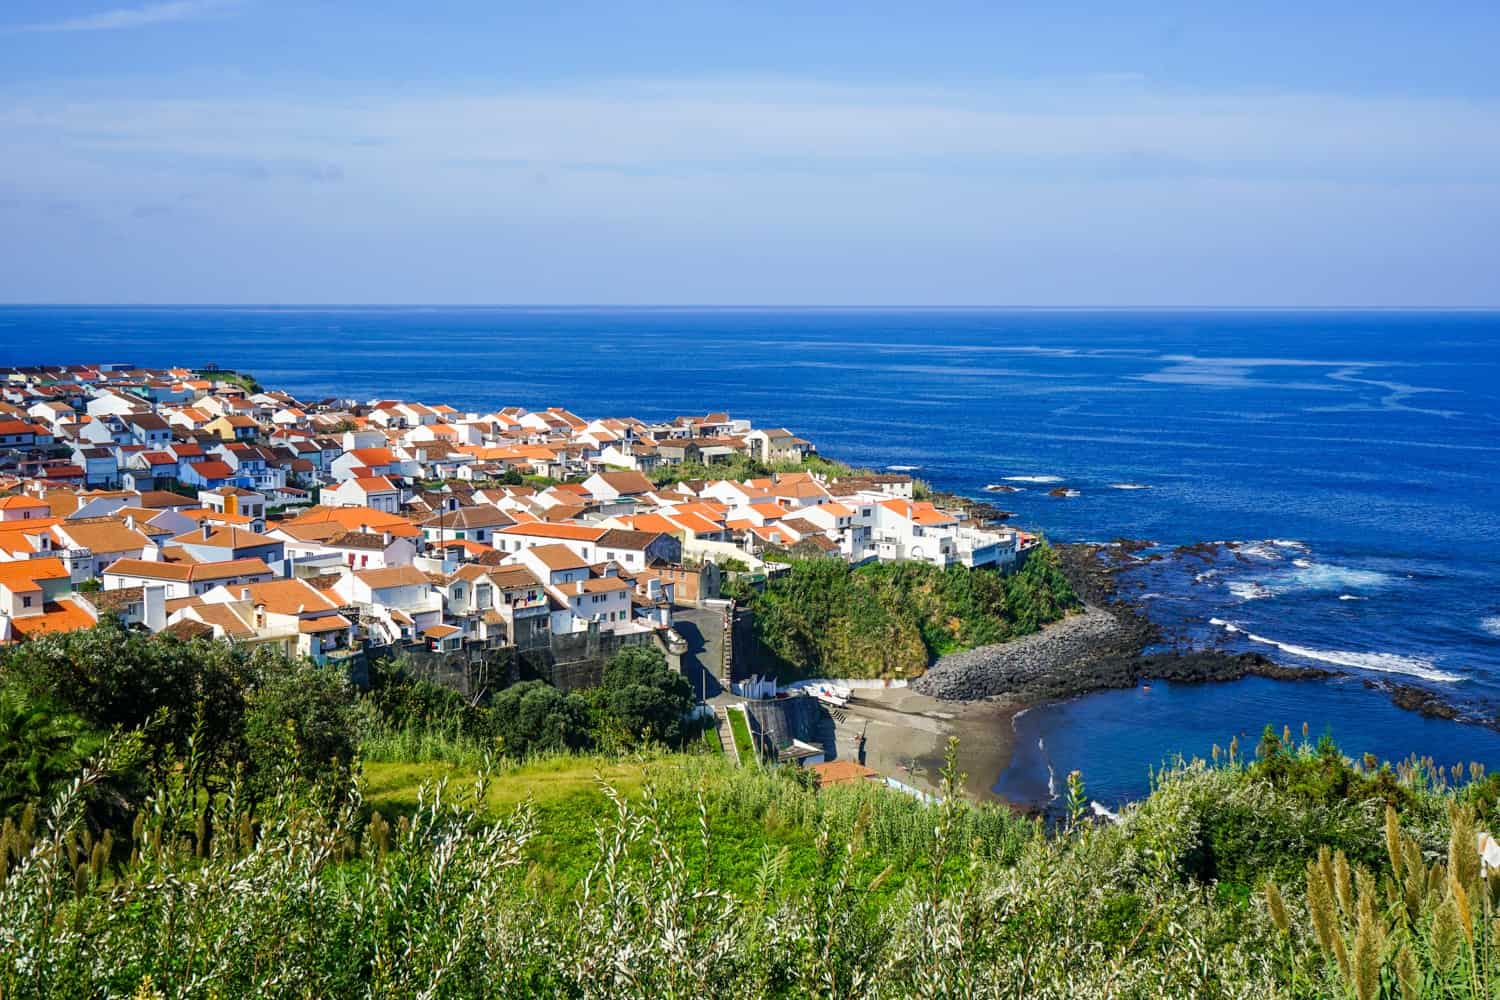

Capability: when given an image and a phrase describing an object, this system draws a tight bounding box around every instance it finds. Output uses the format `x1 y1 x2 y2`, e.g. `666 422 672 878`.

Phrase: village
0 361 1030 777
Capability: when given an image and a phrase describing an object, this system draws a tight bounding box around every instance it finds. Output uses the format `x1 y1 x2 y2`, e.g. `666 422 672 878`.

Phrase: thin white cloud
7 0 239 33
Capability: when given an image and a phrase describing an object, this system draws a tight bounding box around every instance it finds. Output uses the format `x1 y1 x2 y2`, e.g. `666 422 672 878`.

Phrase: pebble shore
912 603 1319 703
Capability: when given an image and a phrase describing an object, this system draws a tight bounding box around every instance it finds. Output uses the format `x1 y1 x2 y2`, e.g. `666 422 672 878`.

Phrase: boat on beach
810 682 853 708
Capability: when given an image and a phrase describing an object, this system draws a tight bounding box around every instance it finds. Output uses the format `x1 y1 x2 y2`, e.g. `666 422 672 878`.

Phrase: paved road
672 606 728 701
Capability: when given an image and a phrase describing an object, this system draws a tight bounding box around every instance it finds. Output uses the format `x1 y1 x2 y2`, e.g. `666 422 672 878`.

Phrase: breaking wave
1209 619 1460 683
1282 563 1393 592
1004 475 1064 484
1224 560 1394 601
1109 483 1151 490
1483 617 1500 638
1228 581 1273 601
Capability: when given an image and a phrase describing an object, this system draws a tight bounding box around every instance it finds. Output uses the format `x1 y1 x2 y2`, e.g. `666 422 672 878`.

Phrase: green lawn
727 707 756 763
363 755 649 815
361 753 879 895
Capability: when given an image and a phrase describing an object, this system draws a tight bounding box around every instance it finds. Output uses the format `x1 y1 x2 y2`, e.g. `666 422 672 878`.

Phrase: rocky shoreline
912 542 1495 731
912 604 1328 703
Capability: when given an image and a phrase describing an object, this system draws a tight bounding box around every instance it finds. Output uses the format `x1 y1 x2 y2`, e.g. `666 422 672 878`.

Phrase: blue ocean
4 307 1500 804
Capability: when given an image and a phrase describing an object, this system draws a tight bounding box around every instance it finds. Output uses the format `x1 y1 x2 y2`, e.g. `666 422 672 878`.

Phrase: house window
22 595 33 608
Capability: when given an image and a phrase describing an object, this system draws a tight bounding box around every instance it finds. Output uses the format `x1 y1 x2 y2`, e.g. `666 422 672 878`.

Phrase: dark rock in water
965 502 1011 522
1173 541 1223 561
1367 680 1462 721
1047 486 1073 497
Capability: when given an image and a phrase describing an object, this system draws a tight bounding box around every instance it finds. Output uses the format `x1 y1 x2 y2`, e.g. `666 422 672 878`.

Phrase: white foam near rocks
1236 543 1283 561
1228 580 1273 601
1209 619 1460 683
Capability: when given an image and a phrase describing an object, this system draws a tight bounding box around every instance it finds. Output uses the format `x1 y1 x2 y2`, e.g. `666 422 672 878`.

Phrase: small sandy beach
833 687 1022 802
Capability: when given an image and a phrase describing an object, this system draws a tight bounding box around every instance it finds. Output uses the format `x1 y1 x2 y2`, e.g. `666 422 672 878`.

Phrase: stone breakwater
912 604 1321 704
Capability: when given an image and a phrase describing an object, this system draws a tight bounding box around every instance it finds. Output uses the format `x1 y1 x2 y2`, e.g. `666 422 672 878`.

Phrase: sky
2 1 1498 306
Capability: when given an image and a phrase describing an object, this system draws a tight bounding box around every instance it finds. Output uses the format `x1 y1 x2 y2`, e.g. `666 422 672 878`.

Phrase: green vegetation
727 706 756 763
363 643 695 764
193 368 262 393
0 617 361 821
728 542 1078 678
649 452 863 487
12 604 1500 996
7 716 1500 997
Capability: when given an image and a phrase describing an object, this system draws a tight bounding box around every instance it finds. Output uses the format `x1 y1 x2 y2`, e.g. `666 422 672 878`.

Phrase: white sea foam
1339 595 1367 601
1109 482 1151 490
1228 581 1273 601
1483 617 1500 638
1210 620 1459 682
1236 543 1282 561
1004 475 1064 483
1226 561 1393 601
886 464 921 471
1284 563 1393 593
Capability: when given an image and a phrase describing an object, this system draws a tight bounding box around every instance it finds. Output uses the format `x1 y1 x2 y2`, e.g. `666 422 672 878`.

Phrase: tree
599 646 693 745
489 681 592 757
0 684 100 819
2 616 251 786
242 657 359 802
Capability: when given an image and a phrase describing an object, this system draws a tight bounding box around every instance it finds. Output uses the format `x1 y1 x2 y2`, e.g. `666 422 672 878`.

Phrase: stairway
714 706 739 762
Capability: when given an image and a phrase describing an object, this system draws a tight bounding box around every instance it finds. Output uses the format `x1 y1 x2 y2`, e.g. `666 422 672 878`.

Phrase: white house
323 476 401 513
103 556 275 598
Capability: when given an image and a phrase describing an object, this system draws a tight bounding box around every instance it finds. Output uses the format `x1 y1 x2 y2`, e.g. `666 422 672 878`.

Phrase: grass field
360 752 920 897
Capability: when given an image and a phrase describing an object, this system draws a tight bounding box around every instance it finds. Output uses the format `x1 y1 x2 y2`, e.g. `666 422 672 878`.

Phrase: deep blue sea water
4 307 1499 803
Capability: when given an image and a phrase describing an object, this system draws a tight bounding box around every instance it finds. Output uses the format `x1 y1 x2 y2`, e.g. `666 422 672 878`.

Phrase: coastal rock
1367 680 1462 721
911 604 1327 704
1047 486 1074 497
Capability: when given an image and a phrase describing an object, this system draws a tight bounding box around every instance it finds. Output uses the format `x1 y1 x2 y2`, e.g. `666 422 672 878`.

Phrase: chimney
144 585 166 633
201 522 212 540
575 580 585 595
124 514 136 531
239 587 250 600
382 531 392 546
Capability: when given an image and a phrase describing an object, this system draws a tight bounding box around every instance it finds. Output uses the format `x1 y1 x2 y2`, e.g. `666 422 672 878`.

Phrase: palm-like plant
0 687 99 818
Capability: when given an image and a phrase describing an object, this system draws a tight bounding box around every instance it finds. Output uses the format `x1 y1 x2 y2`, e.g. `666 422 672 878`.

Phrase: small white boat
811 682 852 708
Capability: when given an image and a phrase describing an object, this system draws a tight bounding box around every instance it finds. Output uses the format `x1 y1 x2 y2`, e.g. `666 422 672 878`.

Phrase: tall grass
4 732 1500 997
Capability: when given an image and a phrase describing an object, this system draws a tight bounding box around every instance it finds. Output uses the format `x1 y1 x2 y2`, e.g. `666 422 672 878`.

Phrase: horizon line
2 303 1500 313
